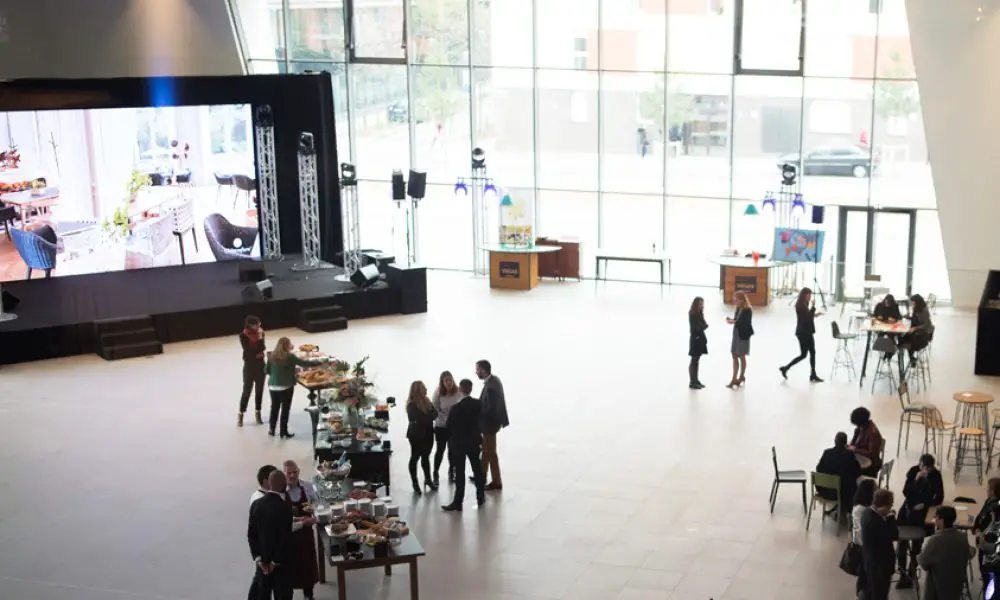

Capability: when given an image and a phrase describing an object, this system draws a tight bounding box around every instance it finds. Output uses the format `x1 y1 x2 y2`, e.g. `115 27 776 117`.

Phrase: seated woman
848 406 883 477
901 294 934 357
873 294 902 322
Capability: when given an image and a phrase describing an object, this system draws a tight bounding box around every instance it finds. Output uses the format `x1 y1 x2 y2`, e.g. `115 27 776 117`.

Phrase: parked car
777 145 879 178
387 103 407 123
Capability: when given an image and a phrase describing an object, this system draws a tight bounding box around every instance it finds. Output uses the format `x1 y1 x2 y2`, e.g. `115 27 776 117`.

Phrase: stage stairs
95 315 163 361
297 298 349 334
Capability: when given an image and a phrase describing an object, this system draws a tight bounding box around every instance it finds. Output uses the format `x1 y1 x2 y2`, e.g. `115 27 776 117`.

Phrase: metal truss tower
254 105 281 259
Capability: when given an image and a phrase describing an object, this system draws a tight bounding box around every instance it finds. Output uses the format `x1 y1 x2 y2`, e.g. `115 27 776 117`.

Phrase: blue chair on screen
10 225 58 279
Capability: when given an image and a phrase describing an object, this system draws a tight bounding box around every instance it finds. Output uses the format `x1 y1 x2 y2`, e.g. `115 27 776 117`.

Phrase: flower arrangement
334 356 375 408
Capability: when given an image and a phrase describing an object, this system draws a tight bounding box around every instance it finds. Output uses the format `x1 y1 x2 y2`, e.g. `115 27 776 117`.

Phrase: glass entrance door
836 207 916 300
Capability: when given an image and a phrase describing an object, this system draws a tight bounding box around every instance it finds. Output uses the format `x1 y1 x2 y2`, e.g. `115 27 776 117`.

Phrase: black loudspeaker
239 262 267 283
1 290 19 312
391 170 406 201
407 169 426 200
386 264 427 314
350 264 381 289
811 206 825 224
241 279 274 302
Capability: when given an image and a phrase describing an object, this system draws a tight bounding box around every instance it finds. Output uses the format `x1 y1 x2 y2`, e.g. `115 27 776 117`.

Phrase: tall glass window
229 0 949 299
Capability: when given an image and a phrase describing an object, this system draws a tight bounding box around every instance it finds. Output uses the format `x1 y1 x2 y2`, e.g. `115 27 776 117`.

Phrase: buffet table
311 477 424 598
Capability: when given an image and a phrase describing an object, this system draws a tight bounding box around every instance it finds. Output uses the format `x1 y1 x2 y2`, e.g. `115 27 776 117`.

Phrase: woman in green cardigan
266 337 309 438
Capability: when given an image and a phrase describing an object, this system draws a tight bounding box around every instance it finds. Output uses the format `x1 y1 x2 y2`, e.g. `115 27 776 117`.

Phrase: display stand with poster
482 245 560 291
712 255 791 307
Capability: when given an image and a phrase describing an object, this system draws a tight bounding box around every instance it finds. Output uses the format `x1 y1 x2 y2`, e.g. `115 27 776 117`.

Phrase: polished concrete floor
0 271 995 600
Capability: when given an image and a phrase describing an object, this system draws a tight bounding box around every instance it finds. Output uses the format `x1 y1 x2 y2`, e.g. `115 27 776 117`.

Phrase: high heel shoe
737 376 746 386
425 479 438 491
412 481 422 496
726 380 739 389
254 410 263 425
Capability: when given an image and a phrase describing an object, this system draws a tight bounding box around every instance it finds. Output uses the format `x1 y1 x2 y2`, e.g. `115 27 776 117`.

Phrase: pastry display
356 428 381 442
299 344 318 352
299 368 334 386
349 488 377 501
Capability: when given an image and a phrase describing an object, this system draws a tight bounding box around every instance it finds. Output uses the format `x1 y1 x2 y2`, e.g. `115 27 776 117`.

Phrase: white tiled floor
0 271 995 599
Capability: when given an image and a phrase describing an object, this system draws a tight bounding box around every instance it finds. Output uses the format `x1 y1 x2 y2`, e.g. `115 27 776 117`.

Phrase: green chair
806 472 843 535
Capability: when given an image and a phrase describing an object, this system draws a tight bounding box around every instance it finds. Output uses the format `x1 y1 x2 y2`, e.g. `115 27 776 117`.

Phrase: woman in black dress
238 315 266 427
406 380 438 495
688 297 708 389
779 287 824 382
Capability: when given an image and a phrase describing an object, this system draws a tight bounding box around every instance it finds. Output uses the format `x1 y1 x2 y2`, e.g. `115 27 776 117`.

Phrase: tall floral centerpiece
331 356 375 426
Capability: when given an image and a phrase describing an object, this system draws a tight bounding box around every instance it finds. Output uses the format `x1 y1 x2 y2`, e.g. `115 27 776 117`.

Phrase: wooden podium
713 256 786 307
483 245 561 291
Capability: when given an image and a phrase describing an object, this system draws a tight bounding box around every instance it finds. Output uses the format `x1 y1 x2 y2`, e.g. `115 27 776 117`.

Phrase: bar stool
904 347 931 393
871 336 898 394
989 409 1000 466
922 406 956 457
953 391 995 433
953 427 986 484
830 322 858 381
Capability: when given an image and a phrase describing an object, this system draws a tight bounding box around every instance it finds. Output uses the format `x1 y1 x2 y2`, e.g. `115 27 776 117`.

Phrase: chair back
878 459 894 487
214 172 233 186
877 438 886 466
811 472 841 500
873 336 897 354
831 321 842 339
174 170 192 184
922 405 947 429
771 446 779 477
870 287 890 301
233 174 254 192
166 198 195 234
10 227 58 269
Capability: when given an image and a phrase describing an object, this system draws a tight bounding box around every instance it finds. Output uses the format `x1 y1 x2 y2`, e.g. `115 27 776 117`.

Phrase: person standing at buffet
726 292 753 389
688 297 708 390
266 337 309 439
406 380 438 495
239 316 266 427
248 470 293 600
779 287 824 383
250 465 278 506
477 359 509 491
282 460 318 600
442 378 486 512
431 371 462 486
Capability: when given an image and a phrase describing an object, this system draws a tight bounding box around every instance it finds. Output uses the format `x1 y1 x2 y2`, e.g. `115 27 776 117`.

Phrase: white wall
906 0 1000 307
0 0 242 79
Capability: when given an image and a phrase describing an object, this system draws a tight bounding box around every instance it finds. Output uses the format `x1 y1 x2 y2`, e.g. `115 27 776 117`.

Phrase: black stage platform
0 259 426 365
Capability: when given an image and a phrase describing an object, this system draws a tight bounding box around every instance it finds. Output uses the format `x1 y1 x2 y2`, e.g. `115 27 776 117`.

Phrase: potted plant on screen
126 170 151 205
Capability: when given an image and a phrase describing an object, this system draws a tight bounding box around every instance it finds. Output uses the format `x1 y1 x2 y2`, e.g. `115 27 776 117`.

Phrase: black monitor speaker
407 169 426 200
811 206 825 224
350 264 381 289
1 290 19 312
391 170 406 200
241 279 274 302
239 262 267 283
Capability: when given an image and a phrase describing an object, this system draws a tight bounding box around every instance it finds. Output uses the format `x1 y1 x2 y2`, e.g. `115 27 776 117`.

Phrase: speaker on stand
405 170 426 265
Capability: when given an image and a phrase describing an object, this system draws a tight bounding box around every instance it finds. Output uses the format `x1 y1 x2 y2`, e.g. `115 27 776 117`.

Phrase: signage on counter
498 261 520 278
735 275 757 294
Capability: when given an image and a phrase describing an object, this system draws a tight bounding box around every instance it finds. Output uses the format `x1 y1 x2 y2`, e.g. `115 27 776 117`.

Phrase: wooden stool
923 406 956 458
954 427 986 484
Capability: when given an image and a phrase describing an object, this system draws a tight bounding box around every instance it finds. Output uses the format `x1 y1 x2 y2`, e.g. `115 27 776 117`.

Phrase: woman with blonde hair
265 337 308 438
726 291 753 388
431 371 462 485
406 380 438 495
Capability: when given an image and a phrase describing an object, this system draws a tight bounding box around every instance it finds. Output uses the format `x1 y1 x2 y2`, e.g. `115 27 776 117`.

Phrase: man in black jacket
248 470 293 600
861 489 899 600
443 379 485 512
895 453 945 588
476 359 509 491
815 432 862 513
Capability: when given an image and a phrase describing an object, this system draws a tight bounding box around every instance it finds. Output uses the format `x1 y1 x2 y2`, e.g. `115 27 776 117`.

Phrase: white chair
127 215 174 268
165 198 198 264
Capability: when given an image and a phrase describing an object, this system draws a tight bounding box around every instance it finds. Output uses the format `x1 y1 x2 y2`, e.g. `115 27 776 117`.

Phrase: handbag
839 542 863 576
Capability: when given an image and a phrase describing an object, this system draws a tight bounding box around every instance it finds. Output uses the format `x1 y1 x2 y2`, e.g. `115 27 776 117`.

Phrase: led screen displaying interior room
230 0 951 300
0 105 259 282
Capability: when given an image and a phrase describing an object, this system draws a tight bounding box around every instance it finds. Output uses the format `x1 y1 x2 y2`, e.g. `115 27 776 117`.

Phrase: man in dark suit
861 489 899 600
248 470 294 600
815 431 862 511
476 359 509 491
442 379 485 512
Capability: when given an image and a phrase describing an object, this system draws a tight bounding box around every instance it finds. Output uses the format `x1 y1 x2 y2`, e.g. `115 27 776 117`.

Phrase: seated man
895 454 944 589
816 432 862 514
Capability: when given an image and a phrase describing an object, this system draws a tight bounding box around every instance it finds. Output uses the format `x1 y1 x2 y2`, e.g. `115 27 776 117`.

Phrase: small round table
953 391 995 434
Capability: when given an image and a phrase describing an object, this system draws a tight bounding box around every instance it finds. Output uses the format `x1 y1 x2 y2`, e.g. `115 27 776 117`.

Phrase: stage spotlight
299 132 315 153
781 162 797 186
454 177 468 196
471 147 486 169
483 178 497 198
792 193 806 215
761 192 776 212
341 162 357 187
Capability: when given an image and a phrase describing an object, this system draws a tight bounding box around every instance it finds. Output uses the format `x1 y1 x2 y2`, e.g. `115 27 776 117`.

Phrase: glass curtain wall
229 0 949 298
